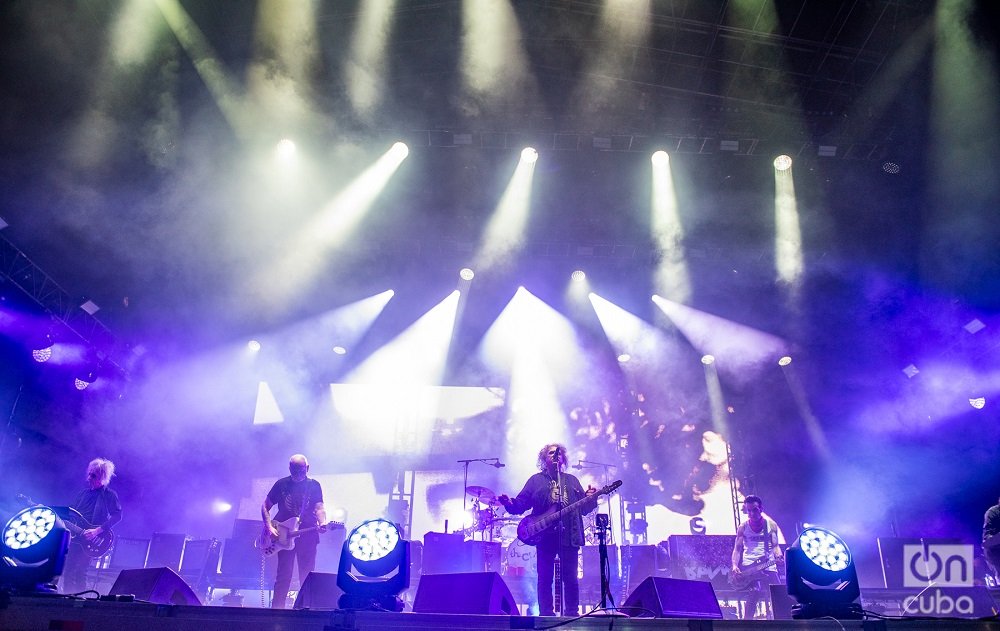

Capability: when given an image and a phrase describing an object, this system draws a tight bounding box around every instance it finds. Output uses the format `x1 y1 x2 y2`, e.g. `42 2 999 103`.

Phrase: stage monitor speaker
413 572 517 615
293 572 343 610
421 533 500 574
622 576 722 619
109 567 202 606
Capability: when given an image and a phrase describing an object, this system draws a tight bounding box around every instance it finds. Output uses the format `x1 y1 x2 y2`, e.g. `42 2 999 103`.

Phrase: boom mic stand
595 513 613 610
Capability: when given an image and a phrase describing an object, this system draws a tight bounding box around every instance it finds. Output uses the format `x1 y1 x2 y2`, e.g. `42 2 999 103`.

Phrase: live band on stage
10 450 1000 621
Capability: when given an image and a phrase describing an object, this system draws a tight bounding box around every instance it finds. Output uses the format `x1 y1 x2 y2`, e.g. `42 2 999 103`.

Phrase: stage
1 595 999 631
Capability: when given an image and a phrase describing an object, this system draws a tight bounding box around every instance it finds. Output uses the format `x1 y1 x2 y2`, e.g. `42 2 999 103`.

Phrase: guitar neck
282 521 341 539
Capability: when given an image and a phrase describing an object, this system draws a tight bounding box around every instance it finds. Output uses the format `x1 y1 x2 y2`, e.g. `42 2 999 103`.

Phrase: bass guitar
256 517 345 557
517 480 622 546
728 557 779 590
16 493 115 558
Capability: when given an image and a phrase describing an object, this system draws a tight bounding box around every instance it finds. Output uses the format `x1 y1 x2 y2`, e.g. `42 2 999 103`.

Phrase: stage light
459 268 475 281
333 345 347 355
701 354 715 365
773 155 792 171
778 356 792 366
617 353 631 363
275 139 297 161
571 270 586 282
29 333 54 363
337 518 409 611
390 142 409 159
1 506 70 593
520 147 537 163
651 150 669 166
970 397 986 409
786 526 862 620
73 362 102 391
247 340 261 352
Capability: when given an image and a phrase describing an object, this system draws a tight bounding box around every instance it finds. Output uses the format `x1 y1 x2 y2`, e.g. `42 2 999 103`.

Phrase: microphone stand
596 515 612 609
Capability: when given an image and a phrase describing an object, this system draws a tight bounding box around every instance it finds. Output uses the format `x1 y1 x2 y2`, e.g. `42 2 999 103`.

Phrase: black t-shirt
266 476 324 539
72 486 123 531
984 504 1000 540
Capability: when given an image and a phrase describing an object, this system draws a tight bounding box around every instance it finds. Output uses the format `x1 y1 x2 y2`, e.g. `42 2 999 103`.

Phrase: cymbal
466 485 495 500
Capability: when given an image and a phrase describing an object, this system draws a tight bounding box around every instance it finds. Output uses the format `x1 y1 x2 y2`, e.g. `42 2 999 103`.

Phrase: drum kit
463 485 536 576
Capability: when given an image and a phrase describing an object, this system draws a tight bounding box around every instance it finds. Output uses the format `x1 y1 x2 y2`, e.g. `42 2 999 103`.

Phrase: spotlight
651 150 669 166
275 139 297 161
391 142 409 158
571 270 586 282
617 353 631 363
970 397 986 409
520 147 538 164
459 268 475 281
1 506 70 593
778 356 792 366
701 354 715 365
773 155 792 171
333 346 347 355
882 161 900 174
29 333 54 363
247 340 262 352
73 362 102 391
786 526 862 619
336 518 409 611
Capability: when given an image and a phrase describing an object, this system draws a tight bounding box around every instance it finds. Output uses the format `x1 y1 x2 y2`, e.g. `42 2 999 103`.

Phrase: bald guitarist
262 454 327 609
731 495 782 620
497 443 597 616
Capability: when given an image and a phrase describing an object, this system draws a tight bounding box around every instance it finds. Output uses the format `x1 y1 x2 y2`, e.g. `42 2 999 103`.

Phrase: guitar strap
763 519 772 560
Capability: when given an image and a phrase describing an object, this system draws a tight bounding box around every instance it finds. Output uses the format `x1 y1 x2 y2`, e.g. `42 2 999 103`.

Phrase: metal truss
0 233 126 376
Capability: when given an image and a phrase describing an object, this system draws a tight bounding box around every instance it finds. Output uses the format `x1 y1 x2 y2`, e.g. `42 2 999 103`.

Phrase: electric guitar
517 480 622 546
728 557 779 590
256 517 344 557
16 493 115 558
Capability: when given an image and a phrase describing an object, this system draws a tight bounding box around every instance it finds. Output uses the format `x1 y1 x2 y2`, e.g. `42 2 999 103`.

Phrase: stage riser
3 598 997 631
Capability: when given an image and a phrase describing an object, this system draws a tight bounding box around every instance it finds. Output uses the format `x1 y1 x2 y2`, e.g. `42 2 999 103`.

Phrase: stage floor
2 596 999 631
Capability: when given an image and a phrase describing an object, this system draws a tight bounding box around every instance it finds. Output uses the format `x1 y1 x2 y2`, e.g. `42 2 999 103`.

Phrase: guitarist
730 495 782 620
61 457 123 594
983 496 1000 583
261 454 327 609
497 443 597 616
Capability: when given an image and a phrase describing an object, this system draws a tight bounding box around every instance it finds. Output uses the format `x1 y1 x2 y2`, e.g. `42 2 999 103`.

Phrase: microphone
493 461 506 468
572 463 584 470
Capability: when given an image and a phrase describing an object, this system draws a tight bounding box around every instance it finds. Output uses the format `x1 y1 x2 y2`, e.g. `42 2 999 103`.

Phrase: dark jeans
536 542 580 616
742 569 780 620
272 540 318 609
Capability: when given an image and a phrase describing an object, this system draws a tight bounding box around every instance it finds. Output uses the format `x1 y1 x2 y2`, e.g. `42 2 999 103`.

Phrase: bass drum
503 538 537 577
